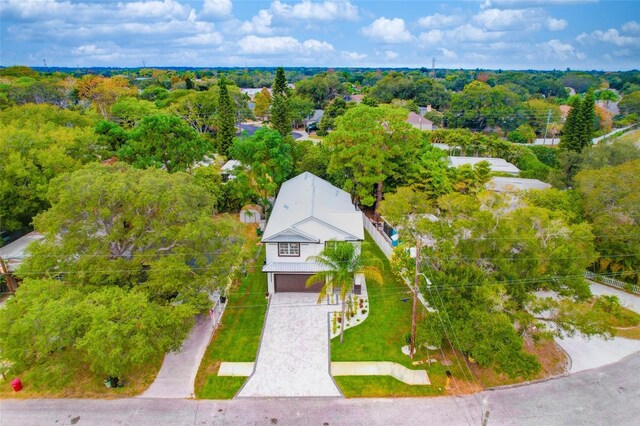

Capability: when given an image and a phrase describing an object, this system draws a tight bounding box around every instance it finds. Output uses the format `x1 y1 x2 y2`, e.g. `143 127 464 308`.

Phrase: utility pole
410 237 421 360
542 109 551 145
431 57 436 79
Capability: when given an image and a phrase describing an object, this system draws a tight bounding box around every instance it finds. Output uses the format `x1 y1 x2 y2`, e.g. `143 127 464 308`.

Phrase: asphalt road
2 352 638 425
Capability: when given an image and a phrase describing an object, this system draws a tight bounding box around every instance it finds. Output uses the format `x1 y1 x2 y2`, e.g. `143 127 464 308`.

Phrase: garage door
274 274 324 292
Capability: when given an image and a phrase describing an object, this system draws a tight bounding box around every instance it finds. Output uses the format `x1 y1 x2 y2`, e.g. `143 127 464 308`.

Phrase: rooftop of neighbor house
0 232 43 272
221 159 241 172
261 172 364 243
486 177 552 193
406 112 433 126
448 156 521 175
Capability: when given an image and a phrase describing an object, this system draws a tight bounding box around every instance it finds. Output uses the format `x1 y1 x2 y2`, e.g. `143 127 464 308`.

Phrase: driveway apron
237 293 341 397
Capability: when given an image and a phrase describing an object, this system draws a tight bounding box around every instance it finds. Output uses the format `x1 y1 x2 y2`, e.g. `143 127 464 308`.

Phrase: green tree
110 97 158 129
575 160 640 284
231 127 293 217
76 286 195 379
577 90 596 148
0 105 105 232
289 95 315 128
446 81 526 132
118 114 213 173
306 241 382 343
560 96 582 152
216 77 236 157
270 67 291 137
618 91 640 116
18 163 242 304
326 105 422 217
254 87 272 120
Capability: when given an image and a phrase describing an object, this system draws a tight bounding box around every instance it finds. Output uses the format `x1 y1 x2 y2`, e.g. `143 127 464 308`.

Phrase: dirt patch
469 339 568 389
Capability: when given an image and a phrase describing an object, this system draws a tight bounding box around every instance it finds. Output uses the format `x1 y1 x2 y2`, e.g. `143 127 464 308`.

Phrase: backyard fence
585 271 639 295
362 213 394 259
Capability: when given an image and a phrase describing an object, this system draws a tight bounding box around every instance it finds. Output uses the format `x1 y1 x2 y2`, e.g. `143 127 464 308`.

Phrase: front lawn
194 246 268 399
331 233 473 397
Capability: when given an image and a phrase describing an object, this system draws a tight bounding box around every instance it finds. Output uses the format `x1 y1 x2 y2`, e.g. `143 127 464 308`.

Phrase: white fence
362 213 394 259
585 271 639 294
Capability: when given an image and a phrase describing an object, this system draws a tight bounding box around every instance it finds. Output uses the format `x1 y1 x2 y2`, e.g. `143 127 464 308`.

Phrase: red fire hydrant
11 378 22 392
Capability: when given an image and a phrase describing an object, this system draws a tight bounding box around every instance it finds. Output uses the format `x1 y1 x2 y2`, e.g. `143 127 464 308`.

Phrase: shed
239 205 262 224
448 156 520 175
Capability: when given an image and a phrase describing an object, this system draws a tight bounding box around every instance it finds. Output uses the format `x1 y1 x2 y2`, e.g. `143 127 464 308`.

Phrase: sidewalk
139 298 225 399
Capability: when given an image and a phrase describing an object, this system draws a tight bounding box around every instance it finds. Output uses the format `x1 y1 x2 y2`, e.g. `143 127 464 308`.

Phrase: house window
325 241 338 251
278 243 300 257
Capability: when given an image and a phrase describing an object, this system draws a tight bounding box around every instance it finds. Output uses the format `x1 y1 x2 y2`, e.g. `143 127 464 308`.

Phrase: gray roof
486 177 552 193
449 156 520 175
262 172 364 243
262 262 329 273
310 109 324 122
0 232 43 272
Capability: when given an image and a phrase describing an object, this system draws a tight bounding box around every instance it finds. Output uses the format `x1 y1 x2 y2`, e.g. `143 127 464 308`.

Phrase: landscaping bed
194 246 268 399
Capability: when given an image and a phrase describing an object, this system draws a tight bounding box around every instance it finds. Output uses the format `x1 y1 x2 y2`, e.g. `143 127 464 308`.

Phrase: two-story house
262 172 364 294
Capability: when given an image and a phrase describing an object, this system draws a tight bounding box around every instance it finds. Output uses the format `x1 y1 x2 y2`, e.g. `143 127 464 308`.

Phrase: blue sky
1 0 638 70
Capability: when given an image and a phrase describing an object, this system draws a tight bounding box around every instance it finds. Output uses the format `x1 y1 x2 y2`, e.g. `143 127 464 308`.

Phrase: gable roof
262 172 364 243
406 112 433 126
486 177 551 192
448 156 520 175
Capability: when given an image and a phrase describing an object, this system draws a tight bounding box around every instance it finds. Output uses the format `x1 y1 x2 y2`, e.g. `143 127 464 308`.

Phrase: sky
1 0 639 70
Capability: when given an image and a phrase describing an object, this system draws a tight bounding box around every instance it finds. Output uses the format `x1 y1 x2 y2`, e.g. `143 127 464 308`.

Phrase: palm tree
306 241 382 343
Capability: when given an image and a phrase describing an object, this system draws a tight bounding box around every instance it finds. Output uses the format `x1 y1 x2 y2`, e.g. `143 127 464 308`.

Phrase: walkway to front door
237 293 342 397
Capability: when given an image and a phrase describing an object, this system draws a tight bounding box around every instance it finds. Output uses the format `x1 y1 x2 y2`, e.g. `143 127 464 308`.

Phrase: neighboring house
596 100 619 116
448 156 520 175
406 112 434 131
559 104 571 119
262 172 364 294
0 232 44 273
308 109 324 123
485 177 551 193
344 94 364 103
221 159 241 182
239 204 262 224
240 88 270 100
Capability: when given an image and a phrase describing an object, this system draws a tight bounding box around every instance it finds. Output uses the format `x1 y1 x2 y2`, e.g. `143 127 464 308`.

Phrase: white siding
266 242 324 263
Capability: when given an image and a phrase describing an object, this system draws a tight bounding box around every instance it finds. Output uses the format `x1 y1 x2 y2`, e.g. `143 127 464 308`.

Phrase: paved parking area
237 293 341 397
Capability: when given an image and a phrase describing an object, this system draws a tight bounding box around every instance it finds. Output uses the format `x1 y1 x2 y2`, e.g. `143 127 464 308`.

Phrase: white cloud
240 10 273 35
539 39 577 60
342 50 367 60
418 13 460 29
175 32 224 46
362 17 413 44
384 50 399 59
438 47 457 59
237 35 333 55
547 18 568 31
474 8 538 30
418 30 444 45
622 21 640 34
448 24 504 42
201 0 232 18
270 0 358 21
72 44 108 56
578 28 639 47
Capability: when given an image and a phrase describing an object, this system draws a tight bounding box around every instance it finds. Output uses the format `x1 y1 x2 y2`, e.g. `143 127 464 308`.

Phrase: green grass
195 247 268 399
334 374 445 398
330 233 465 397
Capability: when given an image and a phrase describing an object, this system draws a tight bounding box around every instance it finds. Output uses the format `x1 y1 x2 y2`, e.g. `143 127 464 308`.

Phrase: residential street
2 352 638 425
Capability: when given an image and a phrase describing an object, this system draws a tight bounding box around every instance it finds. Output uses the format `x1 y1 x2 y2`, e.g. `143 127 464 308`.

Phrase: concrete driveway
237 293 341 397
556 281 640 373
